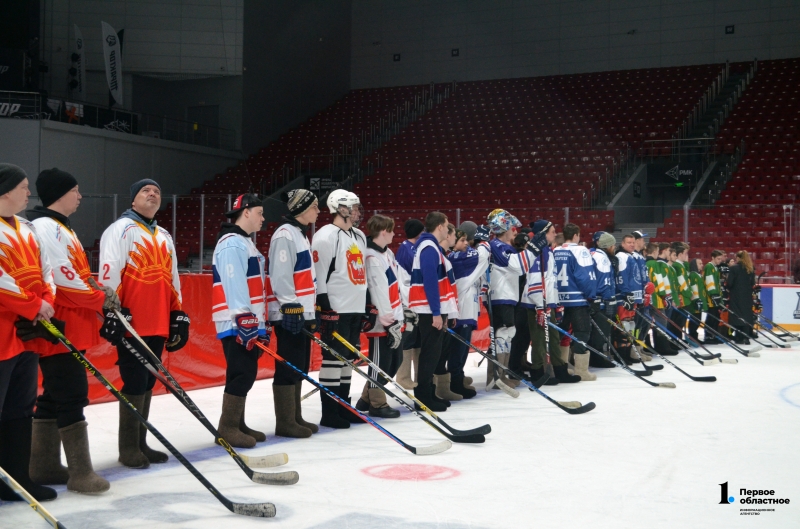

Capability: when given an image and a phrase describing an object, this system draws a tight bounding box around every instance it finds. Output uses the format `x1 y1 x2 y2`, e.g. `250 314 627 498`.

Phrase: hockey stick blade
231 503 277 518
557 401 597 414
412 440 455 456
495 378 520 398
239 453 289 468
720 358 738 364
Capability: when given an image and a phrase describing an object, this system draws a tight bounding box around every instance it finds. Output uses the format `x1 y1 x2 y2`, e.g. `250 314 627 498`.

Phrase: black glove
712 295 724 308
753 299 763 312
623 293 635 311
165 311 190 352
387 321 403 349
663 294 673 309
589 298 601 314
753 285 761 294
603 299 616 318
99 308 132 346
525 227 549 257
694 298 703 313
362 304 378 332
280 303 305 334
473 225 490 243
553 305 564 324
317 308 339 341
15 318 65 344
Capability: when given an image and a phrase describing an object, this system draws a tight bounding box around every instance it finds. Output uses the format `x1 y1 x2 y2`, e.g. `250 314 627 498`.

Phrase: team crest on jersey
346 243 366 285
128 236 173 284
0 230 44 294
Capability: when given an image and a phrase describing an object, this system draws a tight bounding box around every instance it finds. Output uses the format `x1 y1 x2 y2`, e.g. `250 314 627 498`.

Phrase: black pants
669 307 687 338
273 323 312 385
435 319 457 375
116 336 166 395
367 335 401 387
35 353 90 428
687 309 701 340
560 306 591 356
319 313 361 388
402 324 421 351
509 304 531 372
705 307 722 342
589 309 612 354
447 324 474 377
417 314 445 389
221 337 259 396
0 352 38 421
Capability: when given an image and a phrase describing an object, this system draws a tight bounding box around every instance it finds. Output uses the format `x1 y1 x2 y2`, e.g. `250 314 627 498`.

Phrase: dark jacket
725 263 755 328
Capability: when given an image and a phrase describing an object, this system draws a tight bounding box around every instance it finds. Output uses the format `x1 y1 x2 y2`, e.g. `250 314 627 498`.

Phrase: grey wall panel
352 0 800 88
0 120 41 179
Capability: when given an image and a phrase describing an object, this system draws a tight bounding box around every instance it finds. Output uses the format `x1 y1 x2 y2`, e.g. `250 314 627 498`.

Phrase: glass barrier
21 195 798 284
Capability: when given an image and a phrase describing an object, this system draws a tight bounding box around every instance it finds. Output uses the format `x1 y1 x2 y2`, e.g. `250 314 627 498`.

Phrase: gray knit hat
596 232 617 249
459 221 478 242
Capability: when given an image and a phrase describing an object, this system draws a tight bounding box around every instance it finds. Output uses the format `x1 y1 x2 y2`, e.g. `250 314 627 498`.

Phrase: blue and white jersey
448 243 490 326
615 250 644 303
632 251 648 304
488 238 535 305
553 243 596 306
521 245 558 310
591 248 616 302
212 227 267 339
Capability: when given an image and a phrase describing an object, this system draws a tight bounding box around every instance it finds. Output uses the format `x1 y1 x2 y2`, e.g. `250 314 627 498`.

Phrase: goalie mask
487 209 521 235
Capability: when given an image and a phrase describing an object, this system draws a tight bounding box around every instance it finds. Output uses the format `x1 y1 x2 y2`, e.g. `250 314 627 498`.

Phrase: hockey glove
753 285 761 294
525 229 548 257
361 304 378 332
753 299 763 313
99 308 132 346
165 311 190 352
536 308 547 328
280 303 305 334
623 293 636 311
100 286 121 311
387 321 404 349
553 305 564 324
589 298 601 314
473 224 491 243
233 312 260 351
317 308 339 342
604 299 617 318
15 317 66 344
403 308 418 333
711 295 724 308
694 298 703 312
260 324 273 348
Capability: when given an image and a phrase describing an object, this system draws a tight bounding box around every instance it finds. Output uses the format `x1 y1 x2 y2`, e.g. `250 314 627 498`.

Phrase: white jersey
311 223 368 313
364 242 404 335
266 221 317 322
521 246 557 310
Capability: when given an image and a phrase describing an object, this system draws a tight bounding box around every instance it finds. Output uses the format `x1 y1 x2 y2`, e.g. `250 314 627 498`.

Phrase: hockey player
441 224 489 399
703 250 726 344
25 168 113 494
553 223 596 381
645 242 676 355
408 211 456 411
687 257 706 340
485 210 547 388
211 193 273 446
587 232 618 370
312 189 368 428
615 234 651 361
355 214 404 417
99 179 190 469
266 189 320 436
394 218 423 390
669 242 693 340
520 219 579 384
0 164 58 502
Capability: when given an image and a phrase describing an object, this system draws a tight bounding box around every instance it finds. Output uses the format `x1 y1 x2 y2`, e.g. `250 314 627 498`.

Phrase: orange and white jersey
0 215 56 361
30 212 104 355
99 211 182 338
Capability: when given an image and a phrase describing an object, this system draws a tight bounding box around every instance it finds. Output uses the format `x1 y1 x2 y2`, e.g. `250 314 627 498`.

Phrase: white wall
41 0 243 104
351 0 800 88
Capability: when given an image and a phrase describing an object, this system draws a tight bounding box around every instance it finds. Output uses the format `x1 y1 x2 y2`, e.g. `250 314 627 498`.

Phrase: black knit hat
0 164 28 196
281 189 317 216
404 218 424 239
225 193 262 217
36 168 79 207
130 179 161 204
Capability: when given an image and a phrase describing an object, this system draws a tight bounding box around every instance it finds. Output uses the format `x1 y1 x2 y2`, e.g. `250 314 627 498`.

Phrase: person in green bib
669 242 693 339
687 256 706 340
703 249 726 344
645 242 678 354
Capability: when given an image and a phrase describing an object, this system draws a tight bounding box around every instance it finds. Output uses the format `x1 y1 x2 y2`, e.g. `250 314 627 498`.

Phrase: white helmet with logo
327 189 361 217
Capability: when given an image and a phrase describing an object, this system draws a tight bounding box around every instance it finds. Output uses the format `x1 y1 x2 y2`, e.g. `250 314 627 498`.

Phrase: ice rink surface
2 338 799 529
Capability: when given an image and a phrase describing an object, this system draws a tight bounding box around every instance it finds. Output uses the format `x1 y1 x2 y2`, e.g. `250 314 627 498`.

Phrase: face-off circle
361 464 460 481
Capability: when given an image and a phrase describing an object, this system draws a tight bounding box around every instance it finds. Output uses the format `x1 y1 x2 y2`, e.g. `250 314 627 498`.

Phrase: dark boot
589 351 616 368
368 388 400 418
414 382 446 412
118 394 150 468
430 382 450 407
239 397 266 442
450 373 477 399
216 393 256 448
530 366 558 386
60 421 110 494
294 382 318 433
355 383 370 412
319 387 350 429
337 383 365 423
273 385 312 438
554 364 581 383
0 418 57 502
139 391 168 464
29 418 69 485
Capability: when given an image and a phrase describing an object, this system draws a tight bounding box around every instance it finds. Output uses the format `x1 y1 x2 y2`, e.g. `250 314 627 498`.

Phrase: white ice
2 336 799 529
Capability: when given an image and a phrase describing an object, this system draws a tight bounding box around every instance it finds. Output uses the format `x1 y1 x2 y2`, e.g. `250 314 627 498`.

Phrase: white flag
100 21 123 105
73 24 87 101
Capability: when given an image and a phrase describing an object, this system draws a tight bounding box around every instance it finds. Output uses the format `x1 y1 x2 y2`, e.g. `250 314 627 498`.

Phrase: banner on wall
647 162 702 188
100 21 123 106
72 24 87 101
761 285 800 331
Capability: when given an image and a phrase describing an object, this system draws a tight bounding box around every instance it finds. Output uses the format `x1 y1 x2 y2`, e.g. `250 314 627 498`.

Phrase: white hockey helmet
326 189 361 216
